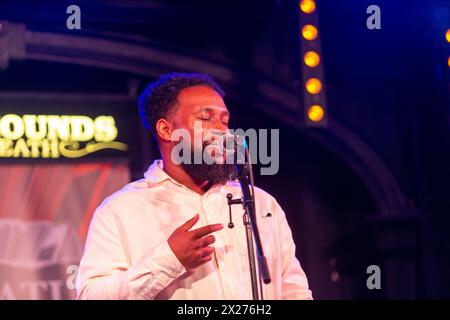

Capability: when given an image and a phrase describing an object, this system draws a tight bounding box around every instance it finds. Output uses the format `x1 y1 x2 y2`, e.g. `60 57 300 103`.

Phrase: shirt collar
143 160 267 218
143 159 173 184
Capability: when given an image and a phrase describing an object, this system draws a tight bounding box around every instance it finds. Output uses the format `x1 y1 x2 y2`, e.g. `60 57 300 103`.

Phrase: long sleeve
76 204 186 300
276 203 313 300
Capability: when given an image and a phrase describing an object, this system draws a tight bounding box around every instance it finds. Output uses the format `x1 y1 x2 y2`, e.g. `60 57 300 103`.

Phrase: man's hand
168 214 223 271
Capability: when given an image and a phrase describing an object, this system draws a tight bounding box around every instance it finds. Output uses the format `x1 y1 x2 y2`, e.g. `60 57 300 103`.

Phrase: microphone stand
227 146 271 300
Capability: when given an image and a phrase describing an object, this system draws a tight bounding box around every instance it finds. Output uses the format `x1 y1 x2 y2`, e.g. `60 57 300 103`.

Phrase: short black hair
139 72 225 136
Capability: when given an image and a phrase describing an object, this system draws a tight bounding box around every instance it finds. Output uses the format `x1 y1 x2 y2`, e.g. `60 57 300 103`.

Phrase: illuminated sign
0 114 128 158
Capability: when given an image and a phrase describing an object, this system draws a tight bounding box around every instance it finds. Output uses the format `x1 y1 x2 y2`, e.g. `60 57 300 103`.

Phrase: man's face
169 85 234 184
171 85 230 145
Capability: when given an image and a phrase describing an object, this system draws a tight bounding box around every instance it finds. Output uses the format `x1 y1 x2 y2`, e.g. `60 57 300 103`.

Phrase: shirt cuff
143 240 186 279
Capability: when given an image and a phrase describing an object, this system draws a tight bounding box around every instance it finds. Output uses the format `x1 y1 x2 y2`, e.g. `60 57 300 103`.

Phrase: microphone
207 132 235 154
219 133 239 154
214 133 247 162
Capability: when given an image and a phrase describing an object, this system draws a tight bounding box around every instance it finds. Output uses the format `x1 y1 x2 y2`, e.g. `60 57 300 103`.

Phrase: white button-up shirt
76 160 312 300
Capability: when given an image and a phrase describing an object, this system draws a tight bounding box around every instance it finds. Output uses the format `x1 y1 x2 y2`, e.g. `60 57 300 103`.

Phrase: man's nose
209 127 228 138
209 120 228 135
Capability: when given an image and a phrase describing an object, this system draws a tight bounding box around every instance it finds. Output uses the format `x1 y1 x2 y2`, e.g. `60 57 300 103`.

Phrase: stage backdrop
0 162 129 299
0 93 135 299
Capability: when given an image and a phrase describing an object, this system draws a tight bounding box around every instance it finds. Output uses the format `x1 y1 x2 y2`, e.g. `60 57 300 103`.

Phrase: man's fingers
195 235 216 248
198 246 214 258
178 213 200 231
199 255 213 264
191 224 223 238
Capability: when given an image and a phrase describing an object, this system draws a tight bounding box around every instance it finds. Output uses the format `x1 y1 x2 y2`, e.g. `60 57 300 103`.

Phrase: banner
0 93 135 299
0 162 130 299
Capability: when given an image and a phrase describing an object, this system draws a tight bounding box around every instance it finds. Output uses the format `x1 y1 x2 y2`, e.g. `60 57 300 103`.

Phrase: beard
181 162 235 185
180 142 236 185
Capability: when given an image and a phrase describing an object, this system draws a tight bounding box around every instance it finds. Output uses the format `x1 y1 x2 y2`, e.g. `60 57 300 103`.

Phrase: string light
299 0 316 14
307 105 325 122
305 78 322 94
304 51 320 67
302 24 318 41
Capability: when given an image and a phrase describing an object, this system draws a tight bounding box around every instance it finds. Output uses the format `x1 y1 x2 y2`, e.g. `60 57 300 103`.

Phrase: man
76 72 312 300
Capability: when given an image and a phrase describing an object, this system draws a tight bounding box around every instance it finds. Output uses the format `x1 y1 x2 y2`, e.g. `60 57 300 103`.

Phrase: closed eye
221 116 230 125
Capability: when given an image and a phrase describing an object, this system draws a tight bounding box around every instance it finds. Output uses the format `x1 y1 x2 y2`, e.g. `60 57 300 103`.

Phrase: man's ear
155 118 173 142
